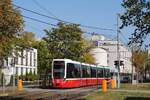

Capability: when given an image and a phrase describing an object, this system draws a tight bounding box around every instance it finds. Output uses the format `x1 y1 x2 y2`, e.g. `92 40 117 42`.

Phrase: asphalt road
0 86 98 100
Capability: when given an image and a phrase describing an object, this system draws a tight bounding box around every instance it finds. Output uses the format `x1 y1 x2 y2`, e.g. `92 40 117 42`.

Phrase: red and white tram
52 59 118 88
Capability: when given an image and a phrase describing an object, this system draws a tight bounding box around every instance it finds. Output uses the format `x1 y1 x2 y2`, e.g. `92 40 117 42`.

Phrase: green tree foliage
132 51 146 71
82 40 95 64
83 53 95 64
0 0 23 58
132 50 149 71
44 22 93 62
132 50 149 81
19 32 36 49
120 0 150 46
8 32 36 59
34 40 52 74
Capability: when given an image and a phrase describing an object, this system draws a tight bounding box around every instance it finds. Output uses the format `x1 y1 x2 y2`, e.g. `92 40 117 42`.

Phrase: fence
0 73 52 94
0 74 17 94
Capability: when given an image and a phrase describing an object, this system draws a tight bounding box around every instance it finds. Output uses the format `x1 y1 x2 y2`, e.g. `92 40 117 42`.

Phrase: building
91 34 133 74
0 48 37 85
90 48 108 66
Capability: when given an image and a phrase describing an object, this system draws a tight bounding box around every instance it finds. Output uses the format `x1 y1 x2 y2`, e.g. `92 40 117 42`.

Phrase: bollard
102 79 107 93
110 79 116 89
18 79 23 91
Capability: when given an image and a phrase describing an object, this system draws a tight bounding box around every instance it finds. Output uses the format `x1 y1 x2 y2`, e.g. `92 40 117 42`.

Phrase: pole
2 73 5 94
13 57 16 92
117 14 120 88
96 64 98 89
131 36 134 84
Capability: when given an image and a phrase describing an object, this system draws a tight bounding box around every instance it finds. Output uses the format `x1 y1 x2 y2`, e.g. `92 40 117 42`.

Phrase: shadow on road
0 96 24 100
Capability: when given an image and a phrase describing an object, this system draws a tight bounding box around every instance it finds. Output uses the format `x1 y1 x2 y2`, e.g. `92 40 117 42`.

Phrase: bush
18 72 39 81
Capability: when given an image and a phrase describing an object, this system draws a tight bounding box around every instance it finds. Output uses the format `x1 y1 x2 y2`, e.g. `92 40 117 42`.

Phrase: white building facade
1 48 37 76
90 48 108 66
91 35 133 74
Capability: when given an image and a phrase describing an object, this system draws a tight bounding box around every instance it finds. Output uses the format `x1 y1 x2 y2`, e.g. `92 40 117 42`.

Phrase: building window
21 51 23 65
26 51 28 66
30 52 32 66
107 54 109 57
107 60 109 64
5 58 8 66
15 57 18 65
16 67 18 75
34 52 35 66
21 67 23 75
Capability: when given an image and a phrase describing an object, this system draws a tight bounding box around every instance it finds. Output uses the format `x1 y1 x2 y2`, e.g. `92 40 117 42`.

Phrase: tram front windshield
53 61 65 79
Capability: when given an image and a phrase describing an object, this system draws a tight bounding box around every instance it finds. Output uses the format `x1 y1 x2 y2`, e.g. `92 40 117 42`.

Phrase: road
0 86 98 100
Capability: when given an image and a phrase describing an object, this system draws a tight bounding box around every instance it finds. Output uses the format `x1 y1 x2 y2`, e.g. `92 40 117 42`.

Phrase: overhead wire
6 9 57 27
7 4 132 50
120 31 129 43
13 4 116 31
22 15 57 27
32 0 58 19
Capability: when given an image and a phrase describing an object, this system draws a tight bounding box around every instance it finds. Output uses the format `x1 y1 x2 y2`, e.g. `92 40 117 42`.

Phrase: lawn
84 83 150 100
120 83 150 90
84 91 150 100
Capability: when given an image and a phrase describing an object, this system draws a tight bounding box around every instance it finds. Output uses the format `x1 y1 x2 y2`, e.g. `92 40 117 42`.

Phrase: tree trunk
136 71 139 83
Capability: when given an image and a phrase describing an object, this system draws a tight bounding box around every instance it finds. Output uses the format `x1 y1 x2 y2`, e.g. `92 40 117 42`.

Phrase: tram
51 59 118 88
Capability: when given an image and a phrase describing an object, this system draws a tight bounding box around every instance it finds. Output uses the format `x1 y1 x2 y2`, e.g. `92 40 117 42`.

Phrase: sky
12 0 131 44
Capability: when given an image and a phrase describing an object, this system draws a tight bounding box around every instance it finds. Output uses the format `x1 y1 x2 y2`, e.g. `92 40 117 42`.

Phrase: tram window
103 69 106 77
91 67 96 78
75 64 81 78
67 63 80 78
97 68 103 77
108 69 111 77
53 61 65 78
110 72 115 78
82 65 87 78
104 69 110 78
86 66 91 78
81 65 91 78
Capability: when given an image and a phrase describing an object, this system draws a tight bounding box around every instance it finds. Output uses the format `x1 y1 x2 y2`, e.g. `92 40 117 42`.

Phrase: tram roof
53 59 81 64
53 59 118 72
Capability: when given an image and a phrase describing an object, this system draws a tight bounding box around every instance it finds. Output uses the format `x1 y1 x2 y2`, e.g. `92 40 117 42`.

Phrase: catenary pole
131 35 134 84
117 14 120 88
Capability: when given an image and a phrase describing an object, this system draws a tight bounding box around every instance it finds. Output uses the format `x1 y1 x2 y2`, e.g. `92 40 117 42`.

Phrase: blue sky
13 0 131 44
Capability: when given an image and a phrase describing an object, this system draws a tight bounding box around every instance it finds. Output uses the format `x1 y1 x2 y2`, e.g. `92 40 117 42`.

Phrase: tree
44 22 93 62
132 50 149 81
34 40 52 74
0 0 23 59
82 40 95 64
132 51 145 71
82 53 95 64
19 32 36 49
120 0 150 46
